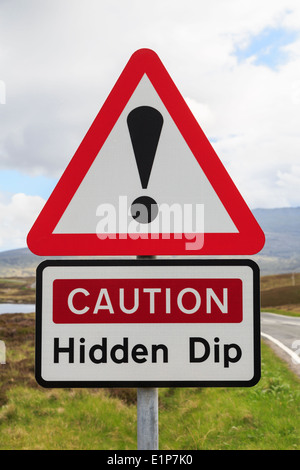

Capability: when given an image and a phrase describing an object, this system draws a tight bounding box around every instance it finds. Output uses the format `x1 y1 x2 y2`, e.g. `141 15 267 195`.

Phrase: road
261 312 300 375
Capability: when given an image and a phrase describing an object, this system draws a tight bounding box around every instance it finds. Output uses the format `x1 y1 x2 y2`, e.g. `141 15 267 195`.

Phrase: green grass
0 387 136 450
158 343 300 450
261 308 300 317
0 314 299 450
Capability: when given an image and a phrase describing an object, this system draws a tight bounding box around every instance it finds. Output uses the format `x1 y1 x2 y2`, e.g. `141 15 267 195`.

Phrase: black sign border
35 259 260 388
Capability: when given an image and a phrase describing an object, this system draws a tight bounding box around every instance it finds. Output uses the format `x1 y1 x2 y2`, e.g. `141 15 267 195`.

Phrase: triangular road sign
27 48 265 256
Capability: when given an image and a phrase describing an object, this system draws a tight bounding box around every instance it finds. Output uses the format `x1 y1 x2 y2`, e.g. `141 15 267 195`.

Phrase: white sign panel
35 259 260 387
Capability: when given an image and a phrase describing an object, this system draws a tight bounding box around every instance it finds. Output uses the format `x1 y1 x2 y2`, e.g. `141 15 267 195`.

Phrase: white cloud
276 165 300 206
0 193 45 251
1 0 300 251
184 97 215 135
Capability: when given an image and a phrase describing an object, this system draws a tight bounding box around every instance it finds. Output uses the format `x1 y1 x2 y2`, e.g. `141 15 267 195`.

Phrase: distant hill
0 248 125 277
252 207 300 275
0 248 47 277
0 207 299 276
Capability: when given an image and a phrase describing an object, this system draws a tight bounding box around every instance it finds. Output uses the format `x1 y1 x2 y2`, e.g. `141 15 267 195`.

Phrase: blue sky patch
0 169 57 199
234 27 298 69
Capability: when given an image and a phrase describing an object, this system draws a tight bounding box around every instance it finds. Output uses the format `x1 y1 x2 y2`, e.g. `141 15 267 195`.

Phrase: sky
0 0 300 252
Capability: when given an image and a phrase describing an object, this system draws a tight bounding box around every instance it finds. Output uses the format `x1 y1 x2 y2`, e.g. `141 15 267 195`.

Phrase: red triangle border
27 49 265 256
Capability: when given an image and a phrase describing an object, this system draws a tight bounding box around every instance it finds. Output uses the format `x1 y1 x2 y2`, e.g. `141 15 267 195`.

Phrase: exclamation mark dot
127 106 163 223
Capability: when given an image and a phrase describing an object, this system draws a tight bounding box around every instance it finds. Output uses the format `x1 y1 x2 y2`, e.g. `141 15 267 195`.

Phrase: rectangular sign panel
35 259 260 388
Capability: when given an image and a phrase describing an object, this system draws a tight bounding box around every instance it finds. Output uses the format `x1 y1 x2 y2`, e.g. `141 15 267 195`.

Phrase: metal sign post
136 255 158 450
137 387 158 450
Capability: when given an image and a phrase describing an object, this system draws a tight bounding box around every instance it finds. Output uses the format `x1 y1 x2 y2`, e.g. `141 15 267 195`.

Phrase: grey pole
136 255 159 450
137 387 158 450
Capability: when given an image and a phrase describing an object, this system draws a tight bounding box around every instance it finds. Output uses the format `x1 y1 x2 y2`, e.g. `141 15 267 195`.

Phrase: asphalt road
261 312 300 374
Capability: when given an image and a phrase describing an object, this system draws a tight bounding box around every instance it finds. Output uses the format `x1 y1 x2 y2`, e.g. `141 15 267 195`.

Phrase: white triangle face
53 75 238 236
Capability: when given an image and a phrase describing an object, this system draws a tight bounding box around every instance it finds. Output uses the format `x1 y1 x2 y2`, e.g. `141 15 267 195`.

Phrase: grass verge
261 308 300 317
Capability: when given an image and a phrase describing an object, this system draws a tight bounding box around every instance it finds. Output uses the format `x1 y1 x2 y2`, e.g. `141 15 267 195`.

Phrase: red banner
53 278 242 324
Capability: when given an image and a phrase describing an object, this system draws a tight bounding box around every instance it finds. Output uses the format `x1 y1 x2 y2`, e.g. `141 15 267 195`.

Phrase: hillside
0 207 299 276
0 248 44 277
252 207 300 274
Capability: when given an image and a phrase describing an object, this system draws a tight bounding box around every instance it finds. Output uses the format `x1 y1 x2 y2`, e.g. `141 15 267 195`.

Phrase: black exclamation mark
127 106 163 223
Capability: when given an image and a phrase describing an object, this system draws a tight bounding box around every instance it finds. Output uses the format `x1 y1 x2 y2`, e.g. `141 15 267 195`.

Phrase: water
0 304 35 314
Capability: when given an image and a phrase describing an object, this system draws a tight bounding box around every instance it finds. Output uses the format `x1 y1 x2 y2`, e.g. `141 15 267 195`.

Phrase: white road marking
261 332 300 365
